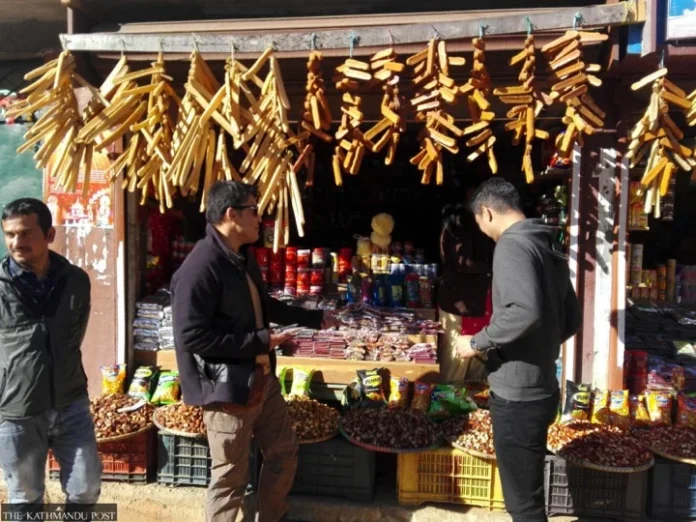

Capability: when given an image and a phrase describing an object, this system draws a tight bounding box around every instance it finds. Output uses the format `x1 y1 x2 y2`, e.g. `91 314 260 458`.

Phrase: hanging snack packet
609 390 631 430
101 364 127 395
388 377 410 408
151 371 181 405
646 390 673 427
127 366 158 402
561 381 591 424
356 369 387 407
630 395 651 428
428 384 478 420
591 390 610 425
677 394 696 429
290 368 315 398
412 382 435 412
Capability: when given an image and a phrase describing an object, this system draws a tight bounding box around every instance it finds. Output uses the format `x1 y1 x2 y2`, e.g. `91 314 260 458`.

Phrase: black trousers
488 391 559 522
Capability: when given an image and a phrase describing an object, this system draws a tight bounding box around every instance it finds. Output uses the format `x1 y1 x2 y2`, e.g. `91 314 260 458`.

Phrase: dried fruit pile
549 422 653 469
463 382 490 409
449 409 495 457
155 403 206 436
439 415 470 441
286 396 340 441
631 426 696 460
341 407 439 450
90 394 155 439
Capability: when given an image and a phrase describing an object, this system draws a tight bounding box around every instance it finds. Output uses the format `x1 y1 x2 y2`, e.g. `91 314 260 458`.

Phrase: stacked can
625 350 648 395
338 248 352 283
269 248 284 291
310 248 325 295
657 264 667 301
297 249 311 296
667 259 677 302
284 247 298 296
255 248 270 284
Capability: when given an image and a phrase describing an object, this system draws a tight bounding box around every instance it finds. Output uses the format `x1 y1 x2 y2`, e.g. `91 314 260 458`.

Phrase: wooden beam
63 2 644 56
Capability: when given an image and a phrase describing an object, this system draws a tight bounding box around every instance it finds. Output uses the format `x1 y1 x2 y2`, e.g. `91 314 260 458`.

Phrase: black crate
290 437 375 502
648 457 696 520
544 455 647 520
157 433 259 489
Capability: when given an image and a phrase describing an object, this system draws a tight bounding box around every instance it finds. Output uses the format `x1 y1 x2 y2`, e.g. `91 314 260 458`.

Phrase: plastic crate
48 430 155 484
544 454 647 520
290 437 375 502
157 433 260 489
396 447 505 510
648 457 696 520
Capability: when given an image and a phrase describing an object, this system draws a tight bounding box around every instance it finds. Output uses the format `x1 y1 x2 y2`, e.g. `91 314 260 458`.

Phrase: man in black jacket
0 198 101 510
458 179 581 522
171 181 333 522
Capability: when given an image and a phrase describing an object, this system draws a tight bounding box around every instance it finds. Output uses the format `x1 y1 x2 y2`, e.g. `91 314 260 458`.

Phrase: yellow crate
397 447 505 510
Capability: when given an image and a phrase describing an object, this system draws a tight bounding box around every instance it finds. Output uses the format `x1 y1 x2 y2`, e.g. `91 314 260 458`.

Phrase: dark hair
205 181 259 224
1 198 53 234
468 178 523 215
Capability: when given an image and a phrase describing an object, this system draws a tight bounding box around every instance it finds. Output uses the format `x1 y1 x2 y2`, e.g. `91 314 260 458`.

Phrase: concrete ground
0 473 620 522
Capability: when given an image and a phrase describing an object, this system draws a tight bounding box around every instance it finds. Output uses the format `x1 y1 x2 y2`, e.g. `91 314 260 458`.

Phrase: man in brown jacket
171 181 334 522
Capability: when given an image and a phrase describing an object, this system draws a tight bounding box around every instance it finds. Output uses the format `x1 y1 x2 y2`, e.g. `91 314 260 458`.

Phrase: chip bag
127 366 158 402
412 382 435 412
287 368 314 398
356 369 387 407
101 364 127 395
562 381 591 424
151 371 181 405
388 377 410 408
646 390 673 427
609 390 631 430
591 390 610 425
630 394 651 428
677 394 696 429
428 384 478 420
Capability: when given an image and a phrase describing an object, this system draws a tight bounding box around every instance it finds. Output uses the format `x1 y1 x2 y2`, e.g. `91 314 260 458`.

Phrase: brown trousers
204 372 298 522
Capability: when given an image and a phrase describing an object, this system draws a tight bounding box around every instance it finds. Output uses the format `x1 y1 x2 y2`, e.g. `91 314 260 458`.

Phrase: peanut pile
631 426 696 459
450 409 495 457
90 394 155 439
156 403 206 436
341 407 439 449
286 396 340 441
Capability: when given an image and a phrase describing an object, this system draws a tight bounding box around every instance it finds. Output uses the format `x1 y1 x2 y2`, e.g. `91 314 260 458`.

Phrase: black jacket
0 252 91 420
171 225 323 407
473 220 581 402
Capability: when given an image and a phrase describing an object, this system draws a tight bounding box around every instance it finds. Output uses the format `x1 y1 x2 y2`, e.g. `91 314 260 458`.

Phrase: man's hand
321 310 341 330
270 331 293 348
455 336 479 360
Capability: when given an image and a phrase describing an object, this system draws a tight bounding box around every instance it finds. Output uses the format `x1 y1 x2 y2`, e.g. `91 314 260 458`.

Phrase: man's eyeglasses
233 205 259 216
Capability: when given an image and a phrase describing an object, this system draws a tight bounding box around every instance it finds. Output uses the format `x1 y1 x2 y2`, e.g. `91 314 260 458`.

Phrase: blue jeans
0 396 101 504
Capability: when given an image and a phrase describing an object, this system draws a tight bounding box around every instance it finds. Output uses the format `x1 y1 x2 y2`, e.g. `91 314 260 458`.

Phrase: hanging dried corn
626 67 694 218
494 33 550 183
332 55 373 185
543 30 607 158
408 38 467 185
297 50 332 187
462 36 498 174
366 48 406 166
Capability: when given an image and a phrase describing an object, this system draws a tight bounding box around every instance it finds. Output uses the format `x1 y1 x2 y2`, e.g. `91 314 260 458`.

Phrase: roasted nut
341 408 438 449
444 409 495 457
286 396 339 441
156 403 206 436
90 394 155 439
631 426 696 459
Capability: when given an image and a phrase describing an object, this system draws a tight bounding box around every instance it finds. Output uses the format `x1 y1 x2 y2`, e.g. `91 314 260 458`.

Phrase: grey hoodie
472 219 581 402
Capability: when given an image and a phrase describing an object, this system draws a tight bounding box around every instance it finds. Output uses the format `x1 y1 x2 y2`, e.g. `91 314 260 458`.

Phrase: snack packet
151 371 181 405
412 382 435 412
428 384 478 420
101 364 127 395
646 390 673 427
609 390 631 430
290 368 315 398
677 394 696 429
356 369 387 407
388 377 410 408
561 381 591 424
591 390 610 425
127 366 158 402
630 394 651 428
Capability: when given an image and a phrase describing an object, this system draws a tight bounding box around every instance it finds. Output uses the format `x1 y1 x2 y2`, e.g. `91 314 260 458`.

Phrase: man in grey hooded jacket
458 178 581 522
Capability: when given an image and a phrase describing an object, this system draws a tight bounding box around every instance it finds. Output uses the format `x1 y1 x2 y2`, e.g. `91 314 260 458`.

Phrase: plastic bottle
388 263 405 307
346 269 363 304
372 275 389 307
405 266 421 308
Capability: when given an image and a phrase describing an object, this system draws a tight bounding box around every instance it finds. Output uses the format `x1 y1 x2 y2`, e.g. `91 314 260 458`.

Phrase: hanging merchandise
408 38 467 185
542 29 608 158
462 33 498 174
298 49 332 187
494 30 551 183
626 66 695 218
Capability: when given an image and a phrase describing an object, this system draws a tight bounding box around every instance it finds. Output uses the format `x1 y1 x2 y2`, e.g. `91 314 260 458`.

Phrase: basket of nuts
286 396 340 444
443 410 496 460
339 407 441 453
153 403 206 439
631 426 696 465
91 394 156 442
548 422 654 473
